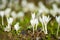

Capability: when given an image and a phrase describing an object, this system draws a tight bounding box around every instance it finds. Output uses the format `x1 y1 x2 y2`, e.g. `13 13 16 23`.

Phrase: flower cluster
0 1 60 37
30 13 39 34
39 15 51 34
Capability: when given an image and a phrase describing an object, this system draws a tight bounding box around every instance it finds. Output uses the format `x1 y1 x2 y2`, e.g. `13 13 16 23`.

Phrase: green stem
2 16 4 25
33 26 34 34
36 24 37 30
57 24 60 37
42 24 44 32
44 24 48 34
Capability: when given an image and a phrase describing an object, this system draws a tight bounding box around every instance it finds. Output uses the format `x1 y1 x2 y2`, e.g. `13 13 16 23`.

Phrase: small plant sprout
4 24 11 32
0 11 5 25
30 13 39 34
56 16 60 36
39 15 51 34
14 22 20 31
7 17 13 25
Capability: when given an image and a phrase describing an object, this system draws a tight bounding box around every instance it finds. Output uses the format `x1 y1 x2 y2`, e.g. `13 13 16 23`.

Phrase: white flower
17 11 24 18
21 0 28 12
56 16 60 36
52 4 59 12
39 15 51 34
5 8 11 17
39 17 43 24
11 11 17 19
30 18 35 34
38 8 43 14
30 13 39 34
56 16 60 24
30 13 39 27
50 9 57 17
35 18 39 25
38 2 49 14
23 7 29 12
38 1 45 8
7 17 13 25
27 2 35 11
30 13 36 34
43 15 51 24
21 0 27 7
50 4 59 17
14 22 20 31
30 19 36 27
0 11 5 25
4 24 11 32
0 11 5 17
38 8 49 14
30 13 36 27
35 18 39 30
31 13 35 19
39 15 51 24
